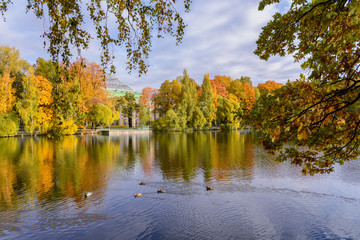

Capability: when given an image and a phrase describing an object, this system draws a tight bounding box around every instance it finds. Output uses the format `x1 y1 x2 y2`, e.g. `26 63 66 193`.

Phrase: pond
0 132 360 239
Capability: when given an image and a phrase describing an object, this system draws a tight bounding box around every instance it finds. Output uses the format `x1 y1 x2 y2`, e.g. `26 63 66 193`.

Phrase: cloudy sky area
0 0 303 91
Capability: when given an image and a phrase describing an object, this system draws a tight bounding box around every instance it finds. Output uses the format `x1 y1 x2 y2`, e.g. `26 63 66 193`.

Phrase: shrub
0 112 19 137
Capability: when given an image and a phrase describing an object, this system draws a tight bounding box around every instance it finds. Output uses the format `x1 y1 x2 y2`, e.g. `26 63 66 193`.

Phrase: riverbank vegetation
144 71 282 131
0 45 118 138
0 44 284 137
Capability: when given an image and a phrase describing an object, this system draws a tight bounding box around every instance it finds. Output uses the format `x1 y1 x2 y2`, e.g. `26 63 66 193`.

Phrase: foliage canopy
253 0 360 174
0 0 191 75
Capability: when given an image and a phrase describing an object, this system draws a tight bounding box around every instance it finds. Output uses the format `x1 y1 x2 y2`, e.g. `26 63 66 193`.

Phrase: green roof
106 75 141 100
107 89 141 100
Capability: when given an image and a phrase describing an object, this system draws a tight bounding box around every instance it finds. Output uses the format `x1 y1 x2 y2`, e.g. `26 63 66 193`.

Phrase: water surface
0 132 359 239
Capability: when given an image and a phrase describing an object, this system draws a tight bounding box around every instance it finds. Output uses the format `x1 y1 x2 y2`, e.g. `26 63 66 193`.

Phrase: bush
151 117 167 131
220 123 236 131
0 112 19 137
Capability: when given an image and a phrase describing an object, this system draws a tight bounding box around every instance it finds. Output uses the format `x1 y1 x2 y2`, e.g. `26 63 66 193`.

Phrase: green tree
199 73 215 126
0 112 19 137
116 92 138 127
139 103 150 127
16 69 40 134
0 45 30 76
179 69 198 126
50 79 83 137
153 79 182 116
216 96 240 129
0 1 191 75
165 109 179 130
0 45 31 99
34 58 59 85
88 103 117 127
253 0 360 174
192 107 206 129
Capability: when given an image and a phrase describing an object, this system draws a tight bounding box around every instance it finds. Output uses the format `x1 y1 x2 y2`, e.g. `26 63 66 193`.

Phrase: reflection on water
0 132 360 239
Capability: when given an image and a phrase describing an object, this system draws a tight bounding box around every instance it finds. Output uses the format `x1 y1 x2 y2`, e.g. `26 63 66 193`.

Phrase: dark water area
0 132 360 239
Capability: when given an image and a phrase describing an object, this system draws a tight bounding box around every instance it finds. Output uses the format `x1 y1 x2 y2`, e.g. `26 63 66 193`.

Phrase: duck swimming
84 192 93 198
206 186 214 191
139 182 146 185
157 189 166 193
134 193 142 197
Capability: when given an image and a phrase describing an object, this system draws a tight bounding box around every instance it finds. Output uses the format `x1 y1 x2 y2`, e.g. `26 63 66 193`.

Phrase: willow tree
253 0 360 174
0 0 191 75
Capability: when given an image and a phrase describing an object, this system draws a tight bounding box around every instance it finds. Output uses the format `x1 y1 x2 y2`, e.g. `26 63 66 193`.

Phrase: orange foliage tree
139 87 154 108
68 59 110 111
210 79 228 98
0 69 16 114
257 80 283 95
35 76 53 133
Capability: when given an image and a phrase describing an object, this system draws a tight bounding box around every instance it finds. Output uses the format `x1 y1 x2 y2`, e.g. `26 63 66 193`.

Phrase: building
106 76 141 127
106 75 142 100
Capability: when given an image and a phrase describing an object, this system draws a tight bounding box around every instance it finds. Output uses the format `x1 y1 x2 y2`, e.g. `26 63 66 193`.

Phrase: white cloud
0 0 303 91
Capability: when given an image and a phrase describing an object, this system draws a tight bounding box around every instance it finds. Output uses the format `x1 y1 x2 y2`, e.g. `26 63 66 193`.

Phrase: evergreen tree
179 69 197 126
199 73 215 127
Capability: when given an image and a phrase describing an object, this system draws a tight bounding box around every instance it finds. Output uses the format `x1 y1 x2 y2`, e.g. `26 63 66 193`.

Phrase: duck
139 182 146 185
84 192 93 198
134 193 142 198
157 189 166 193
206 186 214 191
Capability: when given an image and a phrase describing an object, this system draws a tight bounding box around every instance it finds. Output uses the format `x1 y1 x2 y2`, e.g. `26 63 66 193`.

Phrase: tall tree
199 74 215 126
0 1 191 74
0 45 30 99
0 69 16 114
35 76 53 133
179 69 198 125
254 0 360 174
68 59 109 111
257 80 283 95
16 69 40 134
34 58 59 84
139 87 154 109
216 96 240 128
116 92 138 127
153 80 182 116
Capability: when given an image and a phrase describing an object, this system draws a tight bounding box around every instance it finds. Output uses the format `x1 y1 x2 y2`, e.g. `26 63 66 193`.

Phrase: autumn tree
153 80 182 116
0 1 191 75
34 58 59 84
192 107 206 129
139 87 154 109
88 103 117 127
35 76 53 133
179 69 198 125
210 79 228 99
0 112 19 136
116 92 138 128
0 45 30 98
253 0 360 174
216 96 240 129
199 74 215 126
0 69 16 114
68 59 109 110
213 75 231 89
16 69 40 134
50 80 83 136
257 80 283 95
139 104 150 127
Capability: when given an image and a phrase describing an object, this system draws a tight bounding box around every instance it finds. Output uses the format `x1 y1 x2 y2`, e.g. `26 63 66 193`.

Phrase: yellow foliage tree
35 76 53 133
0 69 16 114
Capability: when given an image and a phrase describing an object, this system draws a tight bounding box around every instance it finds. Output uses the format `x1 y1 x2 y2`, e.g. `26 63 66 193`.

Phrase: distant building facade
106 76 141 127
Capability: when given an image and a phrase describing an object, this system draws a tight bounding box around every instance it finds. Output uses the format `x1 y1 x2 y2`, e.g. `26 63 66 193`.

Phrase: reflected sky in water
0 132 360 239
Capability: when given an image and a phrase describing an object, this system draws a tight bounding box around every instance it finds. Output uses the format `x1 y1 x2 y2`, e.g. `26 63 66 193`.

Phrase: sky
0 0 303 92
